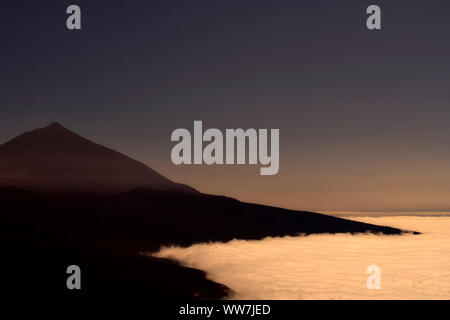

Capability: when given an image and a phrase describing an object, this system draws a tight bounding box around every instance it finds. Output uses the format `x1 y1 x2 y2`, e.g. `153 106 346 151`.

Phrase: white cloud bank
153 216 450 299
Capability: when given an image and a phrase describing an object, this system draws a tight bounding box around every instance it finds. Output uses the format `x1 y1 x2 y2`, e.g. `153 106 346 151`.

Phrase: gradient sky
1 0 450 212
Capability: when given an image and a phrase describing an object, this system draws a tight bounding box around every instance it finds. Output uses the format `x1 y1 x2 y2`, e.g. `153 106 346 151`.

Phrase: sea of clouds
152 216 450 299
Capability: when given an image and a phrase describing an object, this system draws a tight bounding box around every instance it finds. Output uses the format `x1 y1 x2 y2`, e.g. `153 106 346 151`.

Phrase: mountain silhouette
0 122 194 193
0 123 417 298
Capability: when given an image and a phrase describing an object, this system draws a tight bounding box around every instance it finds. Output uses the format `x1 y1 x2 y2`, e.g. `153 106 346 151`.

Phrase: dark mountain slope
0 187 408 255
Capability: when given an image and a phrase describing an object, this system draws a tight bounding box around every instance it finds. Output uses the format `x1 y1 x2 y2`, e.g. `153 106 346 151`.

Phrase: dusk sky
2 0 450 212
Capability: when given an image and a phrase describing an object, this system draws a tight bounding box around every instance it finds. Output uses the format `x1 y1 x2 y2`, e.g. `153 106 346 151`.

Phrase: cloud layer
153 216 450 299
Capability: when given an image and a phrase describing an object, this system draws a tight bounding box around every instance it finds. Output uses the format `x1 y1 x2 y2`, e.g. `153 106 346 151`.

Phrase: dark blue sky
1 0 450 211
